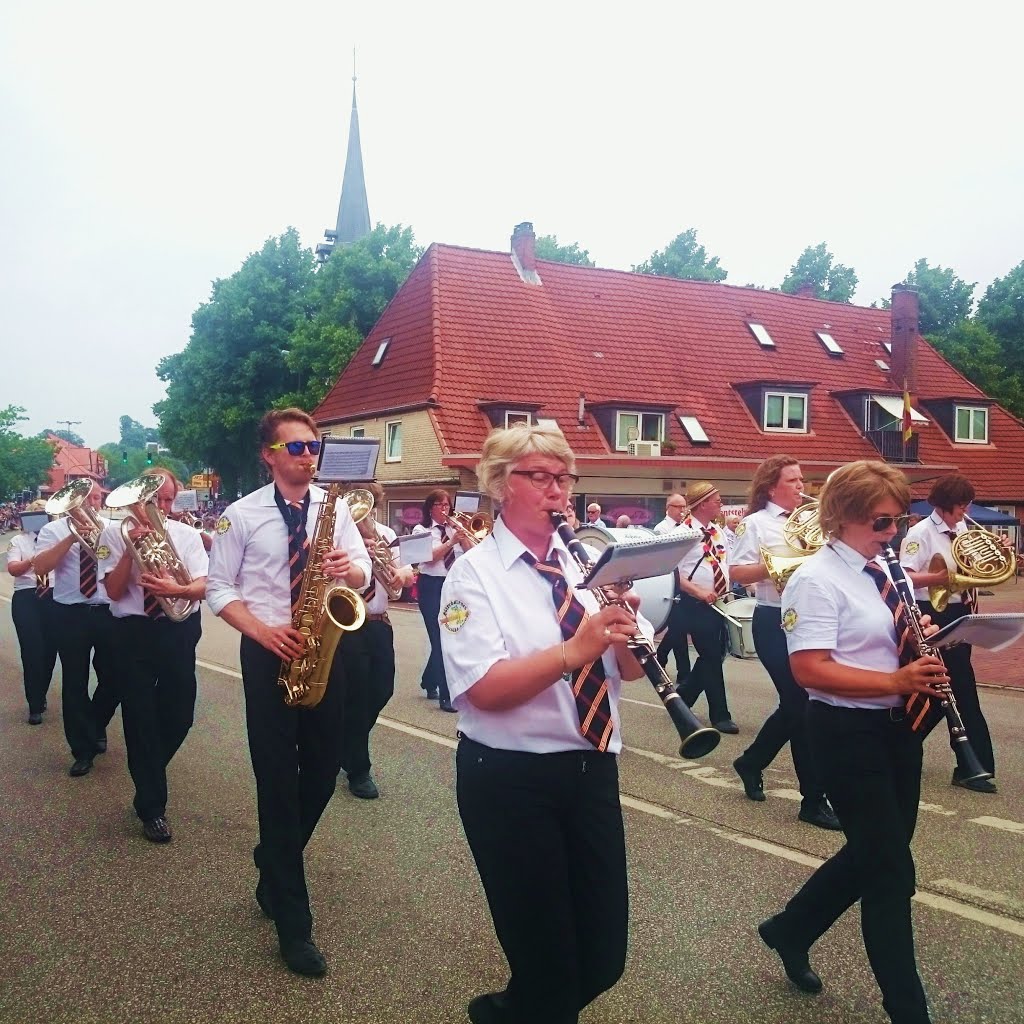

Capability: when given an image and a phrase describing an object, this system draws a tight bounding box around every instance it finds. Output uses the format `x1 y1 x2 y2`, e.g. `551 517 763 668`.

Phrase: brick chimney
510 222 542 285
889 284 920 390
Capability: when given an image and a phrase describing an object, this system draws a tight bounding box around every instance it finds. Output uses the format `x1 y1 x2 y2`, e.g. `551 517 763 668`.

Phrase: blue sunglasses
269 440 322 456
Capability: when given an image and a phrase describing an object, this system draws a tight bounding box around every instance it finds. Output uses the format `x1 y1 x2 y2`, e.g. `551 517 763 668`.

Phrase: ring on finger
604 627 611 638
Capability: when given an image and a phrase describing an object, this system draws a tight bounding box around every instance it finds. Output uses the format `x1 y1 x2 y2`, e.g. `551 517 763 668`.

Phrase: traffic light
146 450 153 465
121 450 128 464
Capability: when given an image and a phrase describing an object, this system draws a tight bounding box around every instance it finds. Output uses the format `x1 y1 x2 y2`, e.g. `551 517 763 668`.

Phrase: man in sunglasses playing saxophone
206 408 371 978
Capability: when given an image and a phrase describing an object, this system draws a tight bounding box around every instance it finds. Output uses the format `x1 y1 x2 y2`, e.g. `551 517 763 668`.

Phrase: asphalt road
1 543 1023 1024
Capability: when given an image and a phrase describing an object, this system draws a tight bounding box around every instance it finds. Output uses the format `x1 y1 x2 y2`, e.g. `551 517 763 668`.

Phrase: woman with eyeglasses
759 460 945 1024
440 424 652 1024
206 407 371 977
411 488 469 711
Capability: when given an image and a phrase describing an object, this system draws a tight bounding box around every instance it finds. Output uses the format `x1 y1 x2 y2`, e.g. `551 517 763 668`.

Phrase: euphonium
105 474 197 622
45 479 105 556
279 483 366 708
348 488 406 601
550 512 721 759
927 516 1017 612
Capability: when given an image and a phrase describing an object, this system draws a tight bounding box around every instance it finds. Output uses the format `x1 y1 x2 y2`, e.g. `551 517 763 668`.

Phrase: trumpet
44 479 105 557
927 515 1016 612
442 509 493 547
550 512 720 759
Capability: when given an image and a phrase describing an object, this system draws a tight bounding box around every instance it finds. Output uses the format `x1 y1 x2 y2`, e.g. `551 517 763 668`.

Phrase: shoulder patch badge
216 517 231 535
905 540 920 555
96 544 111 561
782 607 799 632
735 522 747 537
441 600 470 633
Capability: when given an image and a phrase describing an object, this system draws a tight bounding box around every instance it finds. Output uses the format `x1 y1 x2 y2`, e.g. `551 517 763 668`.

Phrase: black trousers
738 606 824 807
115 612 201 821
456 737 628 1024
11 590 58 714
772 702 929 1024
655 592 691 685
918 601 995 777
52 602 120 760
240 636 347 944
675 596 731 723
340 618 396 779
417 574 450 700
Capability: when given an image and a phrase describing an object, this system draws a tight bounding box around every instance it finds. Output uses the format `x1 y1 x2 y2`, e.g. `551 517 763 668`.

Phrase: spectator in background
615 514 632 528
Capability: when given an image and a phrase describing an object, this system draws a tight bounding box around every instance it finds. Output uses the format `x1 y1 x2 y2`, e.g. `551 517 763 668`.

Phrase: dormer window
504 411 531 428
764 392 808 432
615 411 664 451
955 405 988 444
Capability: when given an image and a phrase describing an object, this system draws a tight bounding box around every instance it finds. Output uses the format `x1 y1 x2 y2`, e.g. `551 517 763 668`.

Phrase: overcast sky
3 1 1022 449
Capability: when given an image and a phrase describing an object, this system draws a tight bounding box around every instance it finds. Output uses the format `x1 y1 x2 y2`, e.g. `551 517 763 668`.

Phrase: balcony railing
865 429 919 463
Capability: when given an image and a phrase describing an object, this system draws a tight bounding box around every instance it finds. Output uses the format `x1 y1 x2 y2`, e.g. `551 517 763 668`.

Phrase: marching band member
674 481 738 733
6 501 57 724
441 424 651 1024
98 470 208 843
900 474 998 793
339 482 414 799
729 457 840 829
206 408 371 977
652 493 692 687
412 489 468 711
760 460 943 1024
33 484 120 776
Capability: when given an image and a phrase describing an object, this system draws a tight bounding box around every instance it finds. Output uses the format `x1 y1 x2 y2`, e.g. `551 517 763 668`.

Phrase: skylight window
875 359 890 371
816 331 843 355
371 338 391 367
537 418 561 432
747 323 775 348
882 341 892 353
678 415 710 443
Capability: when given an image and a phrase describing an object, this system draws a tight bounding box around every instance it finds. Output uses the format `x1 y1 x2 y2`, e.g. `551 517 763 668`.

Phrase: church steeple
317 68 371 261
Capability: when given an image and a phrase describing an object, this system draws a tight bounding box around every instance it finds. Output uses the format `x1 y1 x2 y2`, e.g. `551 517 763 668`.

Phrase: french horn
927 516 1016 612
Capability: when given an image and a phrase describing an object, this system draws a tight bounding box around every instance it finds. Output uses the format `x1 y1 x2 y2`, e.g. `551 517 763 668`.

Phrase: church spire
317 62 371 261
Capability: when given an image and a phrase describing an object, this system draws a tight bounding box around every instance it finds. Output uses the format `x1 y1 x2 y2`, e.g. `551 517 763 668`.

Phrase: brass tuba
279 483 367 708
45 479 105 557
348 488 405 601
927 516 1017 612
105 474 197 622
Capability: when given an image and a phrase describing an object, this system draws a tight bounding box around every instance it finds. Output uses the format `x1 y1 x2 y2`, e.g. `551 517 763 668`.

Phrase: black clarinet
881 545 991 783
550 512 720 759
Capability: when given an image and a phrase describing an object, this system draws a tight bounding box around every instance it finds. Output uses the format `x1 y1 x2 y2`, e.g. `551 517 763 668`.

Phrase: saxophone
278 483 366 708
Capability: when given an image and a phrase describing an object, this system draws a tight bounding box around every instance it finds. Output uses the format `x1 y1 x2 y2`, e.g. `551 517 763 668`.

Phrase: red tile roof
314 243 1024 502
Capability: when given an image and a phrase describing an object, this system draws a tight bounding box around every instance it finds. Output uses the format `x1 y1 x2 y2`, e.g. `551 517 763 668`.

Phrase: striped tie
79 546 97 598
287 502 310 614
440 526 456 570
35 573 51 599
521 551 613 751
702 528 728 598
863 561 935 731
143 590 164 619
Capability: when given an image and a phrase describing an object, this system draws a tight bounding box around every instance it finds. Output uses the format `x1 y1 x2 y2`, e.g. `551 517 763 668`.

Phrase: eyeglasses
509 470 580 490
268 440 322 456
871 513 911 532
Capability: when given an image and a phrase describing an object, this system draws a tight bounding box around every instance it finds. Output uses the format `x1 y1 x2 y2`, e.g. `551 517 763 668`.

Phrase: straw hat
26 499 47 512
686 481 720 510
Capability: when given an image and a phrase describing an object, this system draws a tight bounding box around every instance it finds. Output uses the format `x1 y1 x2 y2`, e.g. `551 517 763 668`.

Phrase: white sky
3 0 1022 449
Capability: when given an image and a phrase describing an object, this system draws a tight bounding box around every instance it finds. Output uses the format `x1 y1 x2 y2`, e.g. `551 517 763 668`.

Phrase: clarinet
550 512 720 759
880 545 992 783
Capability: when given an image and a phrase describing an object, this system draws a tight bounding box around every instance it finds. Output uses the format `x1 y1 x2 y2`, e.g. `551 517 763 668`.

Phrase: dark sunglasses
268 440 322 456
871 513 911 532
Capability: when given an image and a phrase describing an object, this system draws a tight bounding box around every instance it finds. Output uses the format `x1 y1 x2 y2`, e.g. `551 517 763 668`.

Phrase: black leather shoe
425 688 438 700
798 801 843 831
438 699 457 713
348 772 380 799
952 772 997 794
255 878 273 919
467 991 510 1024
28 712 43 726
758 916 822 994
280 938 327 977
733 757 765 801
713 719 739 734
69 757 93 777
143 816 173 843
94 736 108 755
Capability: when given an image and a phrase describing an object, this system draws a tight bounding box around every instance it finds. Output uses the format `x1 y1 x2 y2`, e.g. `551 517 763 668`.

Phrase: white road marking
930 879 1024 916
969 816 1024 835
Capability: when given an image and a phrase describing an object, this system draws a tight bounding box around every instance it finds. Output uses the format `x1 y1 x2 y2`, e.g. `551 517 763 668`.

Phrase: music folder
581 530 701 588
315 437 380 483
929 613 1024 653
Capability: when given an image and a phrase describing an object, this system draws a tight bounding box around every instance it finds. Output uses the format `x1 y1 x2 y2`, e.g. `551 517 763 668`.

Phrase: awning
870 394 928 424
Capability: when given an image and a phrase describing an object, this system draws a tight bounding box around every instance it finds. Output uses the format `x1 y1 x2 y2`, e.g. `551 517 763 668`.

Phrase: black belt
365 612 390 623
811 701 906 723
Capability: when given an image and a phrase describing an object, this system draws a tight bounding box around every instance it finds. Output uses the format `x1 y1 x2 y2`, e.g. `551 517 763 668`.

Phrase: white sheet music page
582 530 701 587
929 613 1024 652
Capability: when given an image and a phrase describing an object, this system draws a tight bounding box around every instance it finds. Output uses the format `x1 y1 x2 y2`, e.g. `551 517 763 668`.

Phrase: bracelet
560 640 568 677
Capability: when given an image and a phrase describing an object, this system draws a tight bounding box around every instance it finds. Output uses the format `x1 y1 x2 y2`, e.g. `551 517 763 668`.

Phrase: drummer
674 482 737 734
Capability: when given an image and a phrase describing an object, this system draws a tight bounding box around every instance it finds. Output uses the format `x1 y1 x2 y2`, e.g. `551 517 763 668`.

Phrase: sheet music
454 491 481 514
396 531 434 566
19 511 49 534
582 530 701 588
316 437 380 483
929 613 1024 652
171 489 199 512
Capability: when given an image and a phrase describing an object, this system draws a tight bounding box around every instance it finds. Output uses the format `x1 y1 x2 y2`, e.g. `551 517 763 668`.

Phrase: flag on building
902 380 913 443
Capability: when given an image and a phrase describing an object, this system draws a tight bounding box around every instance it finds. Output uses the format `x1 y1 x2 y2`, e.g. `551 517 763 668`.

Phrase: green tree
976 260 1024 368
38 427 85 447
780 243 858 303
901 259 975 335
0 406 56 499
117 415 160 450
284 223 423 410
929 320 1024 421
155 228 316 495
534 234 595 267
96 442 190 490
632 229 727 282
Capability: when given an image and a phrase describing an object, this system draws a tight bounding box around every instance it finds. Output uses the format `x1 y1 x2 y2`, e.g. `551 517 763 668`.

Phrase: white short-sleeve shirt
900 512 966 604
363 520 398 615
730 502 792 607
413 521 466 577
34 516 111 607
8 532 39 591
676 514 730 591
